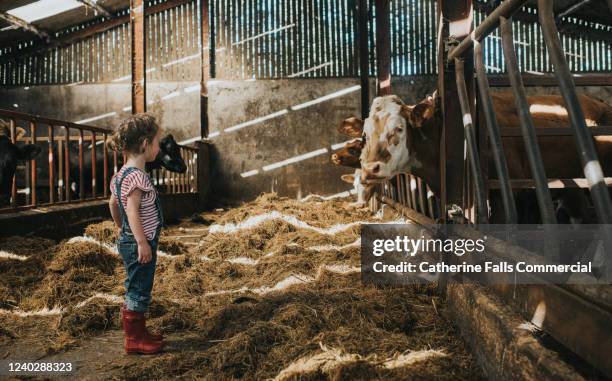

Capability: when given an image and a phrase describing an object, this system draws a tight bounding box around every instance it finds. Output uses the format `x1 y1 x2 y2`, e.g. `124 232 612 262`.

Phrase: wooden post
437 0 473 222
375 0 391 96
130 0 146 114
200 0 212 138
357 0 370 118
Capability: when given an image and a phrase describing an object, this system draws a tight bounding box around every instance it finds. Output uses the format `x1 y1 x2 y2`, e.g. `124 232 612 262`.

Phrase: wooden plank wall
0 0 610 85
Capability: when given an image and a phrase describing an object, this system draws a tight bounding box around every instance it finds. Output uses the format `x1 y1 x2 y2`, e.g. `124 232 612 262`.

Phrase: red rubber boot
122 309 164 355
121 305 163 341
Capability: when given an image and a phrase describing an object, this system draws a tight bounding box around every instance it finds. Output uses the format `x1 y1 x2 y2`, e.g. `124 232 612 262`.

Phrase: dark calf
0 127 42 206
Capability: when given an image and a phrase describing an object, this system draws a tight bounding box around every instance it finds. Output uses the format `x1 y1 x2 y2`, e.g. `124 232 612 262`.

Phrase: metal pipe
500 16 556 224
103 132 108 198
9 119 16 207
64 126 71 202
30 121 37 206
448 0 527 62
455 58 489 223
48 125 54 204
475 40 517 224
91 132 97 198
538 0 612 224
79 129 84 200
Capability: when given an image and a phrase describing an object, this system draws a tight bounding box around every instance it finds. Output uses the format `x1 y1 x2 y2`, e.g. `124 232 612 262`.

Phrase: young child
108 114 165 355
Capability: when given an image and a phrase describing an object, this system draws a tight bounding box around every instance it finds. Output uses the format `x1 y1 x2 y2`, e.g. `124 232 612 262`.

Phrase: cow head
359 93 440 194
0 124 42 205
155 134 187 173
331 139 363 168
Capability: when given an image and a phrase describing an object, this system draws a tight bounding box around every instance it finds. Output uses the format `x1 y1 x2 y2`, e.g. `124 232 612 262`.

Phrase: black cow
0 126 42 206
68 134 187 198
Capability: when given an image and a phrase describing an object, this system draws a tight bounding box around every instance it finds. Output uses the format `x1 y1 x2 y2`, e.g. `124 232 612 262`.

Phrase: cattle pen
0 0 611 380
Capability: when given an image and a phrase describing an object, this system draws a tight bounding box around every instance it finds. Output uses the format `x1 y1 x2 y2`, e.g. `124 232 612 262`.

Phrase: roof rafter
75 0 112 18
0 11 51 42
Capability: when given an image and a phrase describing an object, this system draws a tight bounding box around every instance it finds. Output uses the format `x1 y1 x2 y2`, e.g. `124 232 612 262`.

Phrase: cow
343 91 612 222
68 134 188 198
0 123 42 206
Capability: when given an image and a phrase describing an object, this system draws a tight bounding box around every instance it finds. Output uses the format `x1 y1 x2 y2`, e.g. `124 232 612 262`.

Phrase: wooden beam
130 0 146 114
375 0 391 96
200 0 210 138
0 0 194 61
0 12 50 42
75 0 112 18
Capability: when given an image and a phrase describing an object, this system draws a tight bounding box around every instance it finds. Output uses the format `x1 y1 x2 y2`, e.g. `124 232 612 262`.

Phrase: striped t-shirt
110 166 160 240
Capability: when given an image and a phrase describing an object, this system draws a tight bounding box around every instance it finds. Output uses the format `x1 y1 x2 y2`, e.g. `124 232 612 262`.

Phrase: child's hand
138 241 153 264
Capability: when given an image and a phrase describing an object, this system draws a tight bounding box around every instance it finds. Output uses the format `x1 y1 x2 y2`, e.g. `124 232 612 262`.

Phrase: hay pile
0 192 484 380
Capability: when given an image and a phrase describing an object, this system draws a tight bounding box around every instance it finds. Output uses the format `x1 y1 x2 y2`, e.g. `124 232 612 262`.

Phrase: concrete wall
206 78 368 203
0 82 200 142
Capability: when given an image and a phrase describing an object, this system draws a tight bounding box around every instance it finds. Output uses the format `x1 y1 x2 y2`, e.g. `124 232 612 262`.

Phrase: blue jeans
117 231 159 313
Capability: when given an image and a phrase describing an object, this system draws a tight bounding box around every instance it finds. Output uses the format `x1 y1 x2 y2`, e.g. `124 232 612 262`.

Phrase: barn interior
0 0 611 380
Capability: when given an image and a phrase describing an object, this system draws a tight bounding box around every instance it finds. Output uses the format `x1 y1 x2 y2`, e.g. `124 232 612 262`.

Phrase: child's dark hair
108 113 160 153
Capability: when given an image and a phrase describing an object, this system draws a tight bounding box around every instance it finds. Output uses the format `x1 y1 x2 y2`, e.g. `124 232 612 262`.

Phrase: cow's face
0 128 41 205
359 94 436 185
331 139 363 168
158 134 187 173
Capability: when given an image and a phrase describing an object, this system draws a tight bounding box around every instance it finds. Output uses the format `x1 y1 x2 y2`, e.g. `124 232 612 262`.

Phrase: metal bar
79 129 84 200
375 0 391 96
447 0 527 62
409 175 418 212
91 132 97 198
103 132 109 198
475 40 517 223
131 0 146 113
9 119 17 207
0 109 112 134
57 127 63 202
417 177 427 215
357 0 369 119
64 126 71 202
538 0 612 224
30 121 37 206
48 125 55 204
500 16 556 224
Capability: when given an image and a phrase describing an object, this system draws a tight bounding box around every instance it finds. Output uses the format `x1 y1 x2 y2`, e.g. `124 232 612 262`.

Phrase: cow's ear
338 117 363 137
400 105 414 122
410 102 435 128
16 144 41 161
16 127 26 140
340 174 355 184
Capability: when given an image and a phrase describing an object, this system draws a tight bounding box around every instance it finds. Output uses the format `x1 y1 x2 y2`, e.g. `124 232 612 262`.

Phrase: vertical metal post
357 0 370 118
64 126 71 202
131 0 146 114
91 132 97 198
375 0 391 96
500 16 556 224
538 0 612 224
9 119 16 207
200 0 210 138
78 129 84 200
455 59 489 223
437 0 473 222
48 125 54 204
475 40 517 224
30 121 36 206
103 132 109 198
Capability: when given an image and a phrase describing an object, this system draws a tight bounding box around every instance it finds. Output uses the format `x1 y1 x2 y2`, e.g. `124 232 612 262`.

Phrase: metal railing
0 110 198 213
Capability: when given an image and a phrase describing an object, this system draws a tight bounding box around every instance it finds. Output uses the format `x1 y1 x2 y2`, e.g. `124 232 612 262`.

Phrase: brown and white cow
342 91 612 220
